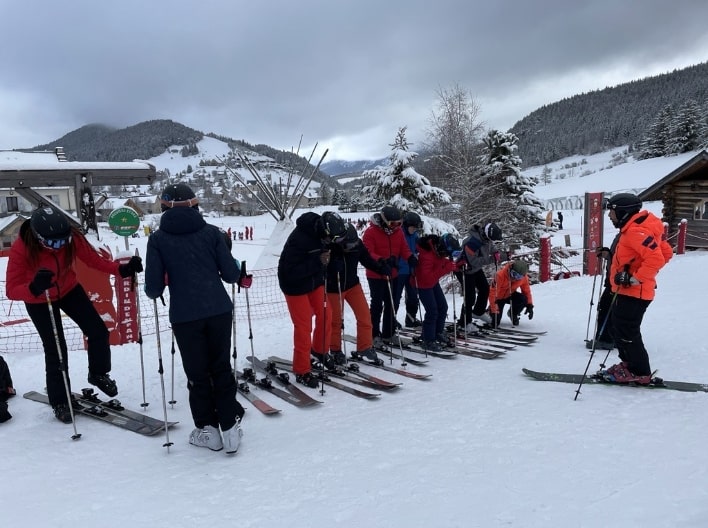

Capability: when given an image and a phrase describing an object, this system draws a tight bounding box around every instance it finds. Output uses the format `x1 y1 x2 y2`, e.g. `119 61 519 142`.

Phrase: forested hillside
511 61 708 166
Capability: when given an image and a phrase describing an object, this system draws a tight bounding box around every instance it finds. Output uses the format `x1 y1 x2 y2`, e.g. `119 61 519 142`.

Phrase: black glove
118 256 143 279
596 246 611 260
614 271 636 287
386 256 398 269
377 258 392 277
407 255 418 270
525 304 534 320
29 269 55 297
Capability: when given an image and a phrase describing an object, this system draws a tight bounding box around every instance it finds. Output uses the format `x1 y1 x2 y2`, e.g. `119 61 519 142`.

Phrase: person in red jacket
5 206 142 424
362 205 415 344
602 193 673 384
488 260 534 327
415 233 464 351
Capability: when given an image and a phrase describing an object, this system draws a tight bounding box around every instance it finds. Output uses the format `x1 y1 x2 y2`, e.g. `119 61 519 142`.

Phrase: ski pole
337 271 347 359
574 290 618 401
450 271 458 348
585 255 602 342
386 276 407 366
413 274 425 360
132 264 149 409
231 281 238 403
45 290 81 441
152 298 174 451
319 264 328 395
241 262 258 385
169 330 176 407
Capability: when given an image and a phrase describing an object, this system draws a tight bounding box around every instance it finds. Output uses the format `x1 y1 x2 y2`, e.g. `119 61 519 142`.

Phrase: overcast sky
1 1 707 161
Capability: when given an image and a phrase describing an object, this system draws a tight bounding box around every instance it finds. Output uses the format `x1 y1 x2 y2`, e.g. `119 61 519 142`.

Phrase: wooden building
638 150 708 248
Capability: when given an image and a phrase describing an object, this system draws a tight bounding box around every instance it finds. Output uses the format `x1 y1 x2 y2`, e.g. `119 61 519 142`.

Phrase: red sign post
583 192 605 276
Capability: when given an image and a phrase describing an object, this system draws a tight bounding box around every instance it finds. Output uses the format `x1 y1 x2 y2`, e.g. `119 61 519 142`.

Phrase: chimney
55 147 67 162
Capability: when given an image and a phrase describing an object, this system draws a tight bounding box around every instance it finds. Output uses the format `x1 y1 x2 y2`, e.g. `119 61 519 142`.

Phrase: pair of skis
24 388 178 436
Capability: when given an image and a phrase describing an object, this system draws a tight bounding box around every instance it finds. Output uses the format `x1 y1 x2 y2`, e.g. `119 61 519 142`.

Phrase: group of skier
1 185 672 448
277 204 535 386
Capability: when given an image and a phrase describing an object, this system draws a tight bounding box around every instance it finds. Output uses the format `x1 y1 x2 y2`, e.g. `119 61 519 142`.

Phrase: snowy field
2 149 708 527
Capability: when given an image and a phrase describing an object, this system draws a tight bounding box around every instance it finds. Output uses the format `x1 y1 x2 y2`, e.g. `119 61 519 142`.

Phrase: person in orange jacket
488 260 534 327
602 193 673 384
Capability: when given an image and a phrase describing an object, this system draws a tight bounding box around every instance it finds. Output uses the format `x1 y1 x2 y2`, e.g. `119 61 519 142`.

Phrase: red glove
493 251 500 264
238 274 253 289
455 259 466 270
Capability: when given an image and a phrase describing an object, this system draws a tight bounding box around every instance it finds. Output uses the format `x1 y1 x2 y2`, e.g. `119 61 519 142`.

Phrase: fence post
539 235 551 283
677 219 687 255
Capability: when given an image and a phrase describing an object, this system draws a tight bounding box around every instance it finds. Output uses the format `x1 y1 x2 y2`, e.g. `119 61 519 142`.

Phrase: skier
414 233 464 351
392 211 423 328
5 206 142 423
455 222 502 331
601 193 673 384
0 355 15 423
488 260 534 327
326 223 384 365
145 183 248 454
278 211 348 387
557 211 564 229
362 205 416 345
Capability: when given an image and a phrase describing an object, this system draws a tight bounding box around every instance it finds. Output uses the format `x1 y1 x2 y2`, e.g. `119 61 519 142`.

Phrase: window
6 196 19 212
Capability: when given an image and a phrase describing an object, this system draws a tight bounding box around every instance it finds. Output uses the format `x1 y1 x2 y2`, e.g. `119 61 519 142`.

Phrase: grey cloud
1 0 706 159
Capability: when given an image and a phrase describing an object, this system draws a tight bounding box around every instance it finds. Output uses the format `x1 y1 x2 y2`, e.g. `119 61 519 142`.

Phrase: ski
237 368 312 409
342 334 428 366
24 390 178 436
348 354 432 380
522 368 708 393
395 334 503 360
246 357 322 406
266 359 381 399
492 327 547 336
268 356 400 391
404 327 514 353
233 372 281 415
443 325 537 346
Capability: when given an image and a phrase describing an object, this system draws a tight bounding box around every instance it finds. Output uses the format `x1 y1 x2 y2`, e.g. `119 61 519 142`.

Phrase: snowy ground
3 152 708 527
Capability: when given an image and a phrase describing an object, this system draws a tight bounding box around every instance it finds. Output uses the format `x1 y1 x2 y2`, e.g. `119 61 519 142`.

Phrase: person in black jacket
0 355 15 423
278 211 347 387
326 223 384 365
145 183 249 455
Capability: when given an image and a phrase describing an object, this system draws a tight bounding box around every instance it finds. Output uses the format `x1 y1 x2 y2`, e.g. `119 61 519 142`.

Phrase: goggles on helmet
510 269 525 281
38 233 71 250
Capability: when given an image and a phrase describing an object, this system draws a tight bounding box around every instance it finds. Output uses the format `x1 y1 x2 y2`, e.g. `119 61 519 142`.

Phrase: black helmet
380 205 402 228
160 183 199 211
402 211 423 229
437 233 460 256
30 207 72 249
483 222 502 241
318 211 347 242
606 193 642 227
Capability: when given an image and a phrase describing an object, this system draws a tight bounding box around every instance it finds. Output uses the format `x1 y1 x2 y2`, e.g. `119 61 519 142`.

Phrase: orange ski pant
284 286 331 375
327 283 373 353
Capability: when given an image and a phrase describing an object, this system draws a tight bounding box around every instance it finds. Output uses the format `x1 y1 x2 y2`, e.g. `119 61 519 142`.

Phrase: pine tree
669 100 703 154
362 127 450 214
638 105 674 159
480 130 545 250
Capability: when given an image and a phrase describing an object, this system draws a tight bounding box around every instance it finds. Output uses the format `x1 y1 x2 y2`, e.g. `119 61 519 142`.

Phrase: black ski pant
493 291 528 325
368 277 396 340
26 284 111 407
610 294 652 376
392 273 419 325
455 270 490 325
418 284 448 342
172 311 244 431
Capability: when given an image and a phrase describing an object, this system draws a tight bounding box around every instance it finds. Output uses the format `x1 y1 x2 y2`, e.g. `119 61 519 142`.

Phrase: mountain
320 158 387 177
511 61 708 167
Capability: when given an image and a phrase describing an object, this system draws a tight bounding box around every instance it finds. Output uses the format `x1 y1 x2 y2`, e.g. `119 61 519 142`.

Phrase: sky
3 149 708 527
1 1 708 161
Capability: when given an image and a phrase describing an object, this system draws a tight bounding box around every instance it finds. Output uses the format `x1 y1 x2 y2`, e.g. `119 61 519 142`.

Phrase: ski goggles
510 269 525 281
38 233 71 250
386 220 402 228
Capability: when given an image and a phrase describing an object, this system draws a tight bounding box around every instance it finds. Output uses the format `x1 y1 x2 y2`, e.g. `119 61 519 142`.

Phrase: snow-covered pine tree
362 127 450 215
480 130 545 250
637 105 674 159
669 100 703 154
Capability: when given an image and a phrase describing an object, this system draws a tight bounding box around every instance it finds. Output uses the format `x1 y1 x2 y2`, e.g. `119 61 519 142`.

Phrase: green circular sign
108 206 140 237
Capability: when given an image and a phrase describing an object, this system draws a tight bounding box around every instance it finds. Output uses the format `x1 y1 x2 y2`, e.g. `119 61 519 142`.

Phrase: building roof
638 150 708 202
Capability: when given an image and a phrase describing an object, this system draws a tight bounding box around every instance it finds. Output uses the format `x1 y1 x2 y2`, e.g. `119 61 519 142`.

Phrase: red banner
115 256 139 344
583 192 605 276
75 247 121 347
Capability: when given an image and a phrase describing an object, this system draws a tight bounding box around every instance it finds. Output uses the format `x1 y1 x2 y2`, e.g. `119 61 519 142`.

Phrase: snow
3 149 708 527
